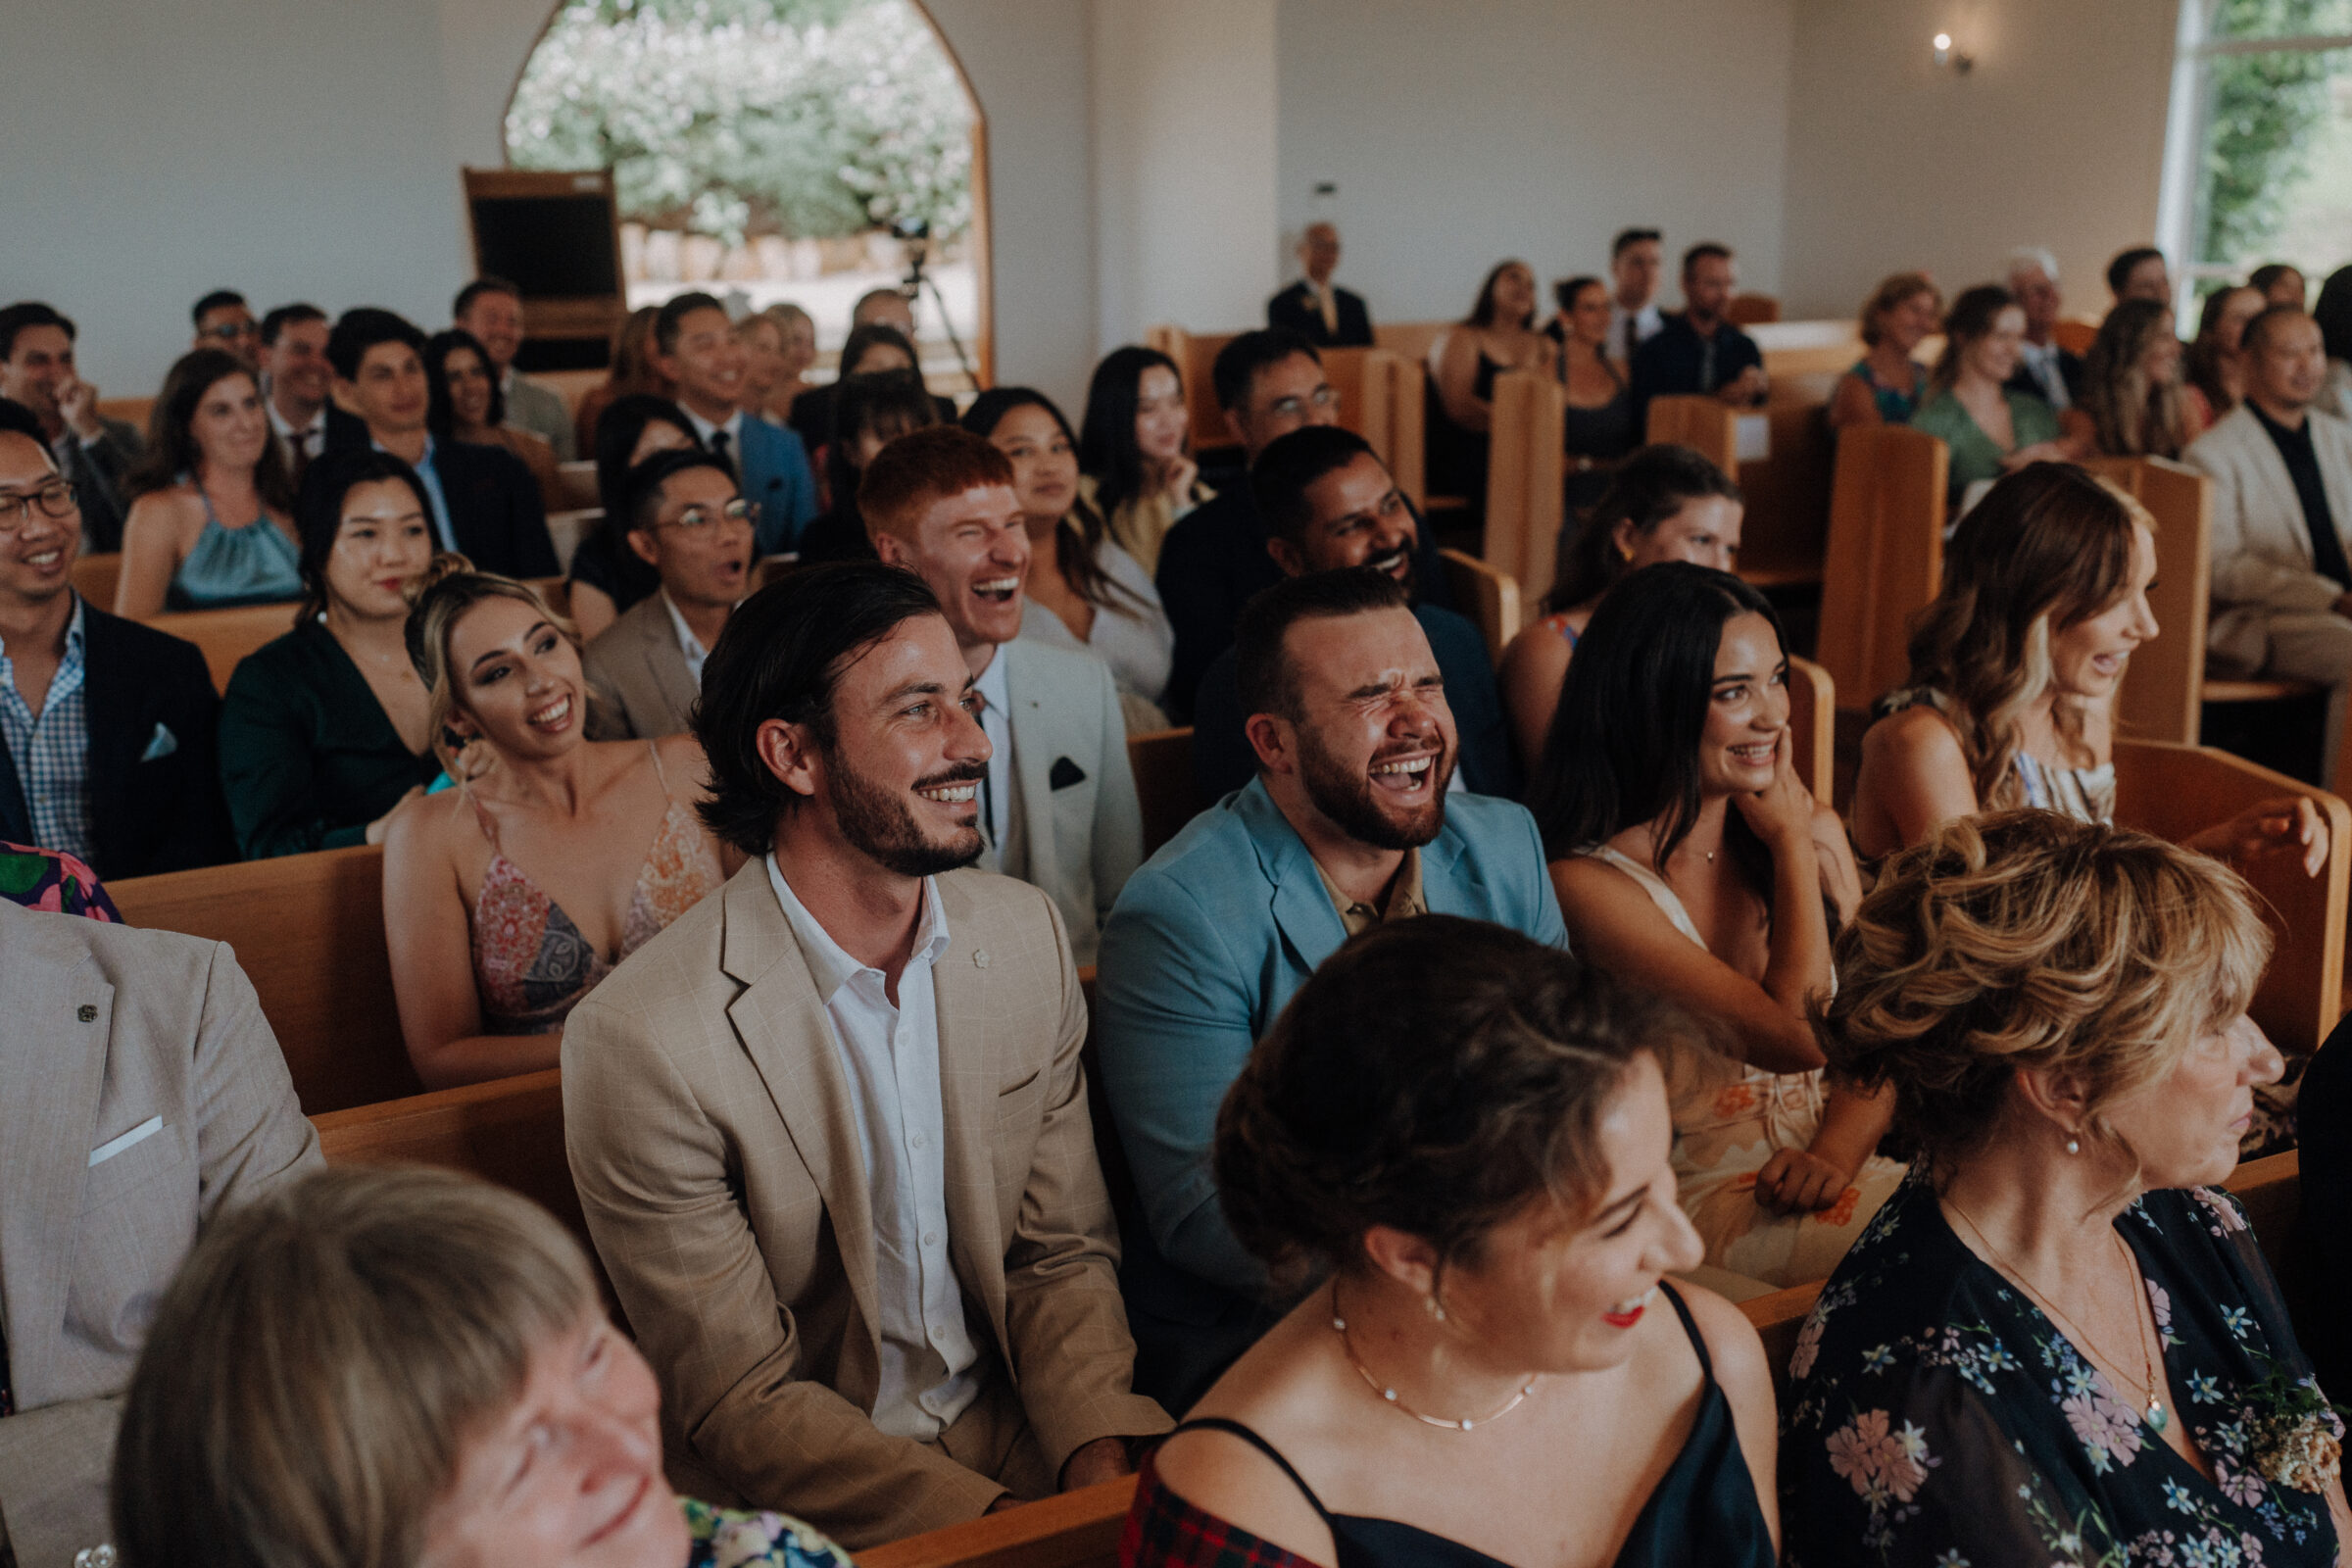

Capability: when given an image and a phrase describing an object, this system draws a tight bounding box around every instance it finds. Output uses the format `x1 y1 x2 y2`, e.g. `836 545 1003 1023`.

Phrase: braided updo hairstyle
1213 915 1695 1291
1818 810 2271 1181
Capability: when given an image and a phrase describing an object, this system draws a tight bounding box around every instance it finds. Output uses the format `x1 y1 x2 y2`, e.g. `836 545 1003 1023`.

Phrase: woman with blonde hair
113 1163 854 1568
2080 297 2202 460
2186 283 2265 423
1828 271 1941 430
381 557 730 1088
572 305 675 460
1785 810 2348 1566
738 302 818 425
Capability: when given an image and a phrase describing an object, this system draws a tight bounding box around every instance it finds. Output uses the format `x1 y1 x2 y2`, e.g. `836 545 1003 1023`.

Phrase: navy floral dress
681 1498 854 1568
1783 1169 2341 1567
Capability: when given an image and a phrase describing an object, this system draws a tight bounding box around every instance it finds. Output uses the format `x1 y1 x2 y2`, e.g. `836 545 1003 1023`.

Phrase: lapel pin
77 1004 97 1022
972 949 991 969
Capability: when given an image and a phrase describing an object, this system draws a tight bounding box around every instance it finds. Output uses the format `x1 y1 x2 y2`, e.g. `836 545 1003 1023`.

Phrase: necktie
288 431 311 495
710 428 735 477
1318 285 1339 337
1622 315 1638 367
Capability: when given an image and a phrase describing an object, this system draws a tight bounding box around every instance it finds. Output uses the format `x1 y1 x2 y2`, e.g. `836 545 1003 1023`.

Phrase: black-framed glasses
200 320 258 342
0 479 77 532
665 498 759 533
1267 385 1340 419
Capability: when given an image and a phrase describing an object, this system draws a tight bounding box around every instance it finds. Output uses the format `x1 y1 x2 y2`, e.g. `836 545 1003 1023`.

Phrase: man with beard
562 561 1171 1549
1094 567 1566 1409
1189 423 1515 799
863 424 1141 964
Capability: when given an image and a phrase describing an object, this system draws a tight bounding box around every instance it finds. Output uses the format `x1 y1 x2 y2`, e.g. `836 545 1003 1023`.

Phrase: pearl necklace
1329 1282 1540 1432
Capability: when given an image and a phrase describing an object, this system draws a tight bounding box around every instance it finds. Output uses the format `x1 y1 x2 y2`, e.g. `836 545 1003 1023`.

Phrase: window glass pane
2211 0 2352 41
2195 44 2352 279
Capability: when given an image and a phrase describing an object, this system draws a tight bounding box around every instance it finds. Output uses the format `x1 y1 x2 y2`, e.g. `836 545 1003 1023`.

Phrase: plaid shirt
1120 1453 1315 1568
0 596 92 863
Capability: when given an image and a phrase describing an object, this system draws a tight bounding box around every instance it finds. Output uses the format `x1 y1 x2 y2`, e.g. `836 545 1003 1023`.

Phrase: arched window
507 0 988 391
2160 0 2352 301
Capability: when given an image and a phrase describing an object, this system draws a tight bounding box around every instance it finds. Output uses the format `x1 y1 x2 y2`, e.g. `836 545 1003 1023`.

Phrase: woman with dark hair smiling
1077 345 1210 573
217 450 441 858
1528 563 1901 1289
424 326 564 511
116 346 301 615
1125 916 1779 1568
1430 260 1556 504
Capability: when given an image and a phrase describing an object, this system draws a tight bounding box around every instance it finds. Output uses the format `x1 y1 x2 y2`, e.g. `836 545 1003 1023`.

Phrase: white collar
765 852 950 1001
685 404 743 447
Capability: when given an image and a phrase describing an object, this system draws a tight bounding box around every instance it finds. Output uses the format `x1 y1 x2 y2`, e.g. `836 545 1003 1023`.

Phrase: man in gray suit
453 277 576 462
583 449 752 738
0 304 141 553
0 899 320 1565
865 426 1142 964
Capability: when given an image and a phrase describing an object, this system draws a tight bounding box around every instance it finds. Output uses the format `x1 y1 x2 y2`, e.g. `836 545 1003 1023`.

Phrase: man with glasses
583 450 755 738
1153 328 1450 720
0 304 142 553
0 399 233 876
191 290 260 371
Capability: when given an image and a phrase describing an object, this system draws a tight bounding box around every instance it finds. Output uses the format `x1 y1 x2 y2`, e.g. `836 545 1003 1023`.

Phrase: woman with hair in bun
1126 914 1780 1568
380 558 731 1089
1785 810 2347 1567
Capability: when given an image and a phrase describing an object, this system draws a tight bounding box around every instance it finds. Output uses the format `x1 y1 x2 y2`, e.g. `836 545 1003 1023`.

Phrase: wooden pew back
1439 549 1522 665
1373 320 1450 369
1727 294 1782 326
1738 370 1841 589
111 844 419 1114
1644 395 1740 478
2114 742 2351 1054
2086 456 2213 746
71 551 122 611
1787 655 1836 806
1144 326 1239 457
556 459 600 512
1145 327 1425 506
859 1478 1139 1568
1816 425 1948 711
1485 369 1566 600
153 577 571 696
1128 726 1205 858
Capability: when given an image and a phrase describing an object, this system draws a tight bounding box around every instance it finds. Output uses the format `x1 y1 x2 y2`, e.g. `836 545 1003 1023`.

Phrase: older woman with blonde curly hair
1783 809 2349 1567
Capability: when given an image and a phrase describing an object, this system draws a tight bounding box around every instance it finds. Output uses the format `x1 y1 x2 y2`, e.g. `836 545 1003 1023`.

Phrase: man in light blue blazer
865 425 1143 964
1094 568 1566 1409
654 290 819 553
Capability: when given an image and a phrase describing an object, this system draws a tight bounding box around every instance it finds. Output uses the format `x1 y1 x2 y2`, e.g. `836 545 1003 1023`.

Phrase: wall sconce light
1933 32 1974 74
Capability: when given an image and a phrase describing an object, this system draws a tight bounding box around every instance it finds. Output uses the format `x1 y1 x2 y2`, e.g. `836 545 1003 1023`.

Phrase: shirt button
910 1132 926 1150
923 1231 939 1247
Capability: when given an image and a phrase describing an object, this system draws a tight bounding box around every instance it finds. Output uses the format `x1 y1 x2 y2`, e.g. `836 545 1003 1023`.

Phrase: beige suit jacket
2186 402 2352 665
562 859 1167 1548
583 590 700 740
0 901 320 1567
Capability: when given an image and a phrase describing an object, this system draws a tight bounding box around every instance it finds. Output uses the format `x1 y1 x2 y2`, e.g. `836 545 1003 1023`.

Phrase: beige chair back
1438 548 1522 665
1816 425 1948 710
1485 369 1566 600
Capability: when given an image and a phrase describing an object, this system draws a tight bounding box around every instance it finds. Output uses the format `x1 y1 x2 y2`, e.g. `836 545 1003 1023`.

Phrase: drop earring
2066 1130 2082 1154
1425 1295 1446 1322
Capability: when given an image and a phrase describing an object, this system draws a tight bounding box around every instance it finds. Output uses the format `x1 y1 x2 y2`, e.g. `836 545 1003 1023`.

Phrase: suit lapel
927 875 1010 1356
2244 415 2315 564
2313 416 2352 561
0 906 110 1402
1235 784 1347 977
76 608 134 866
636 598 702 723
715 864 887 1370
1000 643 1060 892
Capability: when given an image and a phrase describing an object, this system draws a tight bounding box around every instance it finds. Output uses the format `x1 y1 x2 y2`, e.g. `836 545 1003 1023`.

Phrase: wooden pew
70 550 122 610
1484 369 1565 601
110 844 421 1114
1143 325 1240 458
152 576 571 695
860 1477 1139 1568
2054 318 2100 357
1738 370 1840 591
96 395 154 433
314 1068 580 1241
1439 549 1521 665
1788 655 1836 806
1815 425 1947 712
1129 726 1204 858
1372 320 1450 371
1644 395 1739 478
556 459 600 512
1727 294 1782 326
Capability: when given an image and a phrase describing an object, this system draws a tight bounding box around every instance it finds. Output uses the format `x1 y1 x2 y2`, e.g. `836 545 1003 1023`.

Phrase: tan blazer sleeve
1000 895 1172 1475
562 992 1004 1544
0 1396 122 1568
193 938 324 1212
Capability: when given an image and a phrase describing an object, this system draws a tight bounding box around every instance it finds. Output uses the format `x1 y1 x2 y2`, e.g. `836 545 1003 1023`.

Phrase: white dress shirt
1608 300 1664 367
2016 339 2074 412
973 646 1012 859
684 404 747 476
267 399 325 467
660 588 714 686
764 856 981 1441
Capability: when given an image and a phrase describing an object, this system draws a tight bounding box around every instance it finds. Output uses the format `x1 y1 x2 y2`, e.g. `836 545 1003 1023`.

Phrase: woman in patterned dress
1784 810 2349 1567
112 1163 855 1568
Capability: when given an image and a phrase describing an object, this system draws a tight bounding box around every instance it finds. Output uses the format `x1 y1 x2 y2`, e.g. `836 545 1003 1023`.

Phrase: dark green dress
218 618 440 858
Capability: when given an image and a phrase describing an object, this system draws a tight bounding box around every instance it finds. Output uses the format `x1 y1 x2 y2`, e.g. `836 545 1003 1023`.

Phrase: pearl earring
1426 1295 1446 1322
2066 1133 2082 1154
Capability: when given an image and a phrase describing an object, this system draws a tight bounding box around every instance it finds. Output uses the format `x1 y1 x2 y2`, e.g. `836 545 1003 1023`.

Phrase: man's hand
1058 1435 1137 1493
55 373 105 442
1720 365 1768 407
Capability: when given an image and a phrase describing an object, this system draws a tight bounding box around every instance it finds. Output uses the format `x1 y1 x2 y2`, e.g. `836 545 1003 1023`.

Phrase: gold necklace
1329 1282 1540 1432
1946 1199 2169 1433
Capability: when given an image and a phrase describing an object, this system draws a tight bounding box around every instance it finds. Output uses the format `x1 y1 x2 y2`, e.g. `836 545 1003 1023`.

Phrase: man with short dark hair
0 304 141 553
2188 304 2352 767
323 308 557 579
1153 328 1448 719
1096 564 1565 1406
1608 225 1666 366
653 291 817 553
0 416 235 877
259 303 332 480
452 276 576 461
1266 221 1373 347
581 449 751 738
564 561 1170 1547
1187 424 1512 800
1630 242 1767 417
2109 245 2173 307
191 289 259 369
862 425 1140 963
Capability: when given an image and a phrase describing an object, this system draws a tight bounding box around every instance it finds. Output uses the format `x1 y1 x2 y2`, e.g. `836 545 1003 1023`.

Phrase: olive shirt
1313 846 1425 935
218 619 441 859
1909 386 2062 510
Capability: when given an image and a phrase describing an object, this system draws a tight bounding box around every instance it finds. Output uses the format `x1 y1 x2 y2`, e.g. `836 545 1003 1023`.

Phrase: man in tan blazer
0 898 320 1566
2186 305 2352 769
564 557 1169 1549
582 449 753 738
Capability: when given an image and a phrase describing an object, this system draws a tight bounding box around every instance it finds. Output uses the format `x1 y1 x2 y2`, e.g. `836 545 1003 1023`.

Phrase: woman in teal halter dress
114 347 303 616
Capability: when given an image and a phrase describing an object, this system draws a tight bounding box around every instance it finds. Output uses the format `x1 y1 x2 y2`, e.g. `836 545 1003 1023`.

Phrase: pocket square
1049 757 1087 791
140 721 177 762
89 1114 164 1167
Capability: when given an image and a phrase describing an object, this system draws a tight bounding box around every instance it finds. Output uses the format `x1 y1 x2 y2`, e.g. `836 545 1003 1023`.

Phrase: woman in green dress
217 450 441 858
1909 283 2082 514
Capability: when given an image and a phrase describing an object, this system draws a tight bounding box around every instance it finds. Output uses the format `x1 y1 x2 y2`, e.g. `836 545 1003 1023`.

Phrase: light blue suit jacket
1094 779 1565 1361
737 416 820 553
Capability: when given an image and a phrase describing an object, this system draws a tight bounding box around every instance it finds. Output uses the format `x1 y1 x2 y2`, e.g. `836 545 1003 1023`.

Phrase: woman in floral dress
1784 810 2350 1566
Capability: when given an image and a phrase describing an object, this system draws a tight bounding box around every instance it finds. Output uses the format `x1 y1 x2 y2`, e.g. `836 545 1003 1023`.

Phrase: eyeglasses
1267 385 1340 419
664 498 759 533
0 479 77 533
201 320 258 342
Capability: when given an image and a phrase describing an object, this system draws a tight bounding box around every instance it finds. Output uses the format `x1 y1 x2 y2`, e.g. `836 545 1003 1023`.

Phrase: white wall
1781 0 2177 321
2 0 473 397
1088 0 1280 352
1273 0 1797 330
